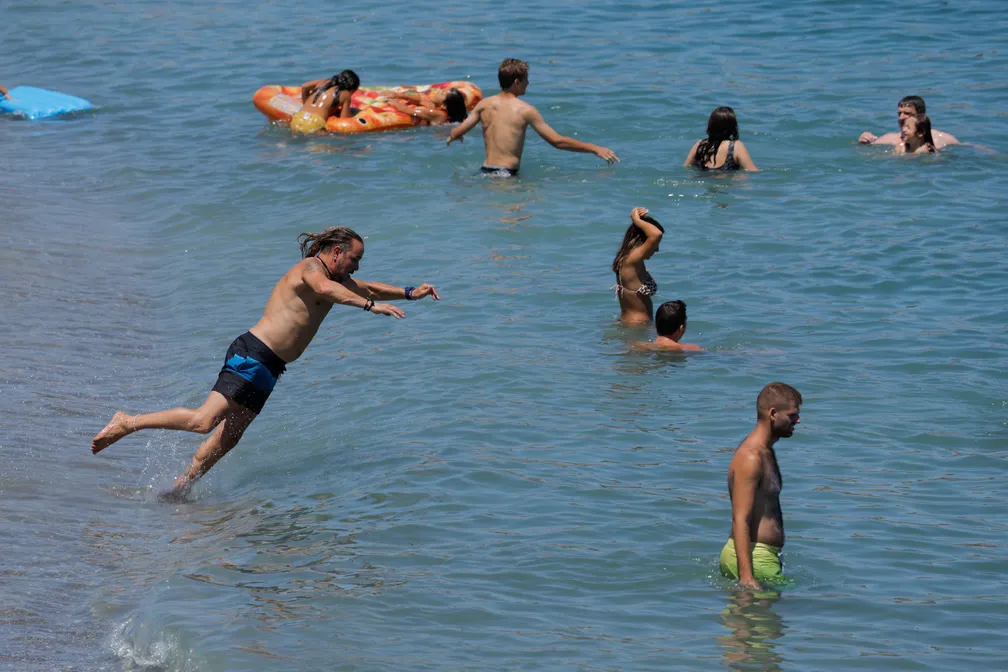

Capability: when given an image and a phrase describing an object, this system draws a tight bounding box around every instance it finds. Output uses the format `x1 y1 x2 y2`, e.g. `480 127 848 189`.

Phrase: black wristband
363 298 374 312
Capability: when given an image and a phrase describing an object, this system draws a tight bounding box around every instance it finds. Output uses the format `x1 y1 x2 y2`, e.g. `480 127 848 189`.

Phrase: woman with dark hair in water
291 69 360 135
386 88 468 125
612 207 665 325
897 114 937 154
684 106 758 171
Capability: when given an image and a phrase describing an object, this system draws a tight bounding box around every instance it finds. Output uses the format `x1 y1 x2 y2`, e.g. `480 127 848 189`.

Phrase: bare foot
158 484 191 503
159 475 194 502
91 412 135 454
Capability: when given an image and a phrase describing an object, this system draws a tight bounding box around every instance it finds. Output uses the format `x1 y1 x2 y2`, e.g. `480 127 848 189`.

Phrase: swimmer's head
498 58 529 91
656 300 687 339
612 213 664 273
706 106 740 141
898 95 925 127
336 69 360 92
312 70 361 104
902 114 935 151
697 106 740 166
444 88 468 123
756 382 803 436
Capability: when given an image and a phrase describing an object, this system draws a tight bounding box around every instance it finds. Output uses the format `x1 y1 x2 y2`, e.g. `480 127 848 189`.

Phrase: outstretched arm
389 100 447 124
387 91 432 106
862 131 900 146
447 102 482 145
730 452 763 590
302 259 405 318
524 106 619 164
345 278 441 302
0 84 8 99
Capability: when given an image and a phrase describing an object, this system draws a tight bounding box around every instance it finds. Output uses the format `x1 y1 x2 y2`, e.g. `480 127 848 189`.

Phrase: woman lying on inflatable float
253 75 481 134
385 88 468 125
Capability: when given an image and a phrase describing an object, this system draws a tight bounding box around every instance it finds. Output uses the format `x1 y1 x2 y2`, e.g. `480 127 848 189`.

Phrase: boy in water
446 58 619 175
632 300 704 352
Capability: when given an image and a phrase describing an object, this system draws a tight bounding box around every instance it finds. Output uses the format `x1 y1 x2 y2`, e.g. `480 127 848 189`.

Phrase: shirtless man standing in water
90 226 439 498
720 382 803 589
446 58 619 175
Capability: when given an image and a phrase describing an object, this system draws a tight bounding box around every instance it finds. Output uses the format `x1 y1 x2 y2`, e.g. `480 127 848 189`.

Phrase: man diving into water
90 226 439 497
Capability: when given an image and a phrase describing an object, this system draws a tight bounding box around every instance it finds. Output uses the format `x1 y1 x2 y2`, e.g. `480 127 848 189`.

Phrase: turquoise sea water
2 1 1006 669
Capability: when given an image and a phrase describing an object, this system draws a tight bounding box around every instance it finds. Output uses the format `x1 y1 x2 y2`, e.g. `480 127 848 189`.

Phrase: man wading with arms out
720 382 803 589
446 58 619 175
91 227 439 498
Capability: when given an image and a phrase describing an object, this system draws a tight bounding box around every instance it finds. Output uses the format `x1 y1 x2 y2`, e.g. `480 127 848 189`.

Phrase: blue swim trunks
211 331 287 414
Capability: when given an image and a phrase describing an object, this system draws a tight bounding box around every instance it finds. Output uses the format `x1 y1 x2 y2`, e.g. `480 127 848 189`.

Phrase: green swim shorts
719 538 785 583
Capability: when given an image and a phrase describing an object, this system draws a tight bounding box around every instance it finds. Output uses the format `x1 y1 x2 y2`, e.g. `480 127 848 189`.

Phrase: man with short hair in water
721 382 803 589
446 58 619 175
90 226 439 497
858 95 959 149
632 300 704 352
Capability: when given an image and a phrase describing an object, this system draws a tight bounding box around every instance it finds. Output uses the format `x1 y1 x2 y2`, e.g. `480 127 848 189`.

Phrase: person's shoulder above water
630 300 702 351
684 106 758 171
932 129 959 147
861 129 957 149
632 337 704 353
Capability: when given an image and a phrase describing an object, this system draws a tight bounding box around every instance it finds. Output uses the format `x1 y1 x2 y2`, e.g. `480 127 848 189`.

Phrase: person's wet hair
312 69 361 104
655 300 687 337
444 88 467 123
498 58 529 89
756 382 803 420
298 226 363 258
697 106 740 167
611 214 664 274
899 95 926 114
914 114 936 151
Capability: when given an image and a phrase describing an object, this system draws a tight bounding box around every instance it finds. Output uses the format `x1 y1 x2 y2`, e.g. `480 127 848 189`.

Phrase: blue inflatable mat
0 86 93 120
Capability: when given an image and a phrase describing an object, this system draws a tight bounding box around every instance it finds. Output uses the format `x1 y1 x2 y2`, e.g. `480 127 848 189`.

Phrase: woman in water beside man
896 114 937 154
612 207 702 352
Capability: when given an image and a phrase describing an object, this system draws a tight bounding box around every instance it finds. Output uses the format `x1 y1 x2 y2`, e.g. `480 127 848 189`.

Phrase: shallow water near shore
2 0 1007 670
